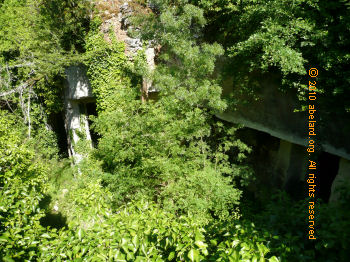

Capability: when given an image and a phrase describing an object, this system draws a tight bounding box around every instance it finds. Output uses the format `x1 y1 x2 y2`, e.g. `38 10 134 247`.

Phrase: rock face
218 75 350 202
98 0 151 56
218 75 350 160
64 1 157 162
65 66 93 100
97 0 157 100
64 66 93 163
142 47 156 101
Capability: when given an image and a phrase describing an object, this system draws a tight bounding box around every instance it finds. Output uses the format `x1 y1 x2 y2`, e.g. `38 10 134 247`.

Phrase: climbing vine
84 17 135 113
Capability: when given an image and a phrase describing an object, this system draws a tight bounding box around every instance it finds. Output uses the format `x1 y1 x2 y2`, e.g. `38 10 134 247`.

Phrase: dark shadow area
39 195 52 210
39 194 67 230
318 152 340 202
40 212 67 230
233 126 281 200
229 125 349 261
0 99 18 113
148 91 159 101
233 125 342 203
86 102 100 147
240 188 350 262
48 111 68 157
284 143 307 200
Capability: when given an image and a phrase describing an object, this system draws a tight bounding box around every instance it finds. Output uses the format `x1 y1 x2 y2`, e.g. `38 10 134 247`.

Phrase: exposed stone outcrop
218 75 350 160
64 1 157 162
64 66 94 163
142 47 156 101
218 74 350 201
97 0 157 100
65 66 93 99
98 0 150 56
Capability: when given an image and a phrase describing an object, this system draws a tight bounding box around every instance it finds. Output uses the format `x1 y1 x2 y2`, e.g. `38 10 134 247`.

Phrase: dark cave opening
317 151 340 203
232 125 343 203
85 102 99 147
48 111 68 158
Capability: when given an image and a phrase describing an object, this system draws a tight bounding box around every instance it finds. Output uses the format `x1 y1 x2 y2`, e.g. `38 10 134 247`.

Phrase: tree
85 1 252 220
0 0 92 120
189 0 350 118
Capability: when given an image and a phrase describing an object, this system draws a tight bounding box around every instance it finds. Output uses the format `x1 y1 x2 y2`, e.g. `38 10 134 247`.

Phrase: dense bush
0 117 278 261
40 161 282 261
1 0 349 261
241 191 350 262
84 9 252 220
0 111 49 260
190 0 350 118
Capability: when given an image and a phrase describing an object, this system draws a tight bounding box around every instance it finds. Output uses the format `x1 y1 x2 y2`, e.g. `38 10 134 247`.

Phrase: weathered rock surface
64 66 93 163
65 66 93 100
218 75 350 160
218 74 350 201
64 1 157 161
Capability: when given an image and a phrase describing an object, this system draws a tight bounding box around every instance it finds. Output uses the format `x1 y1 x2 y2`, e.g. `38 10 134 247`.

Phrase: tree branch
0 82 30 97
0 62 34 72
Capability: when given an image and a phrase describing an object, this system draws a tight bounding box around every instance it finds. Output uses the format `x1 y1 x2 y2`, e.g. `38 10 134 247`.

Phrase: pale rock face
99 0 157 98
65 66 93 100
124 37 143 54
144 48 156 93
99 0 155 59
145 48 155 70
64 1 157 163
64 66 93 163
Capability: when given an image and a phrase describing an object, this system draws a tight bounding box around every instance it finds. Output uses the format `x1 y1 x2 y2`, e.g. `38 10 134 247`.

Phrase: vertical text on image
307 67 318 240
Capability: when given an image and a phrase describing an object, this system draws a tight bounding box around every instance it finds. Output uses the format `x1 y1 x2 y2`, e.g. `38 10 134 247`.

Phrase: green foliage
85 18 134 112
316 193 350 261
0 0 91 114
190 0 350 116
44 163 280 261
2 0 349 261
0 111 280 261
40 0 92 52
206 220 281 262
0 110 48 260
85 4 253 220
241 190 350 261
26 127 60 160
135 0 226 113
93 101 250 219
0 119 278 262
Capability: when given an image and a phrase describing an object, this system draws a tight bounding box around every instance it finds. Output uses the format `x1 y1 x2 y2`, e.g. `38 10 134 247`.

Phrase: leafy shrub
0 110 281 261
0 111 49 260
316 190 350 261
85 2 252 221
44 167 281 261
243 190 350 262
